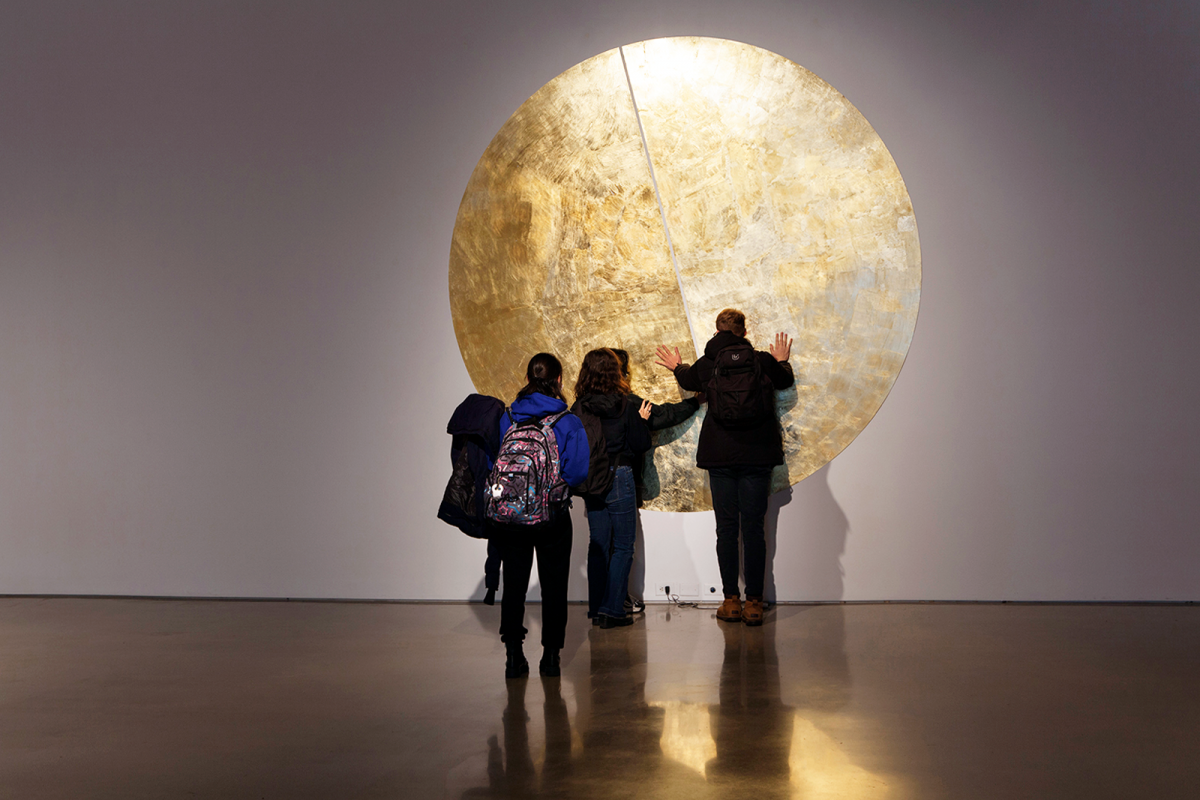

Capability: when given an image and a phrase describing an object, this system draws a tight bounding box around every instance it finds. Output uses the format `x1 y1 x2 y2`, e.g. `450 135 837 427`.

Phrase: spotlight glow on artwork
449 37 921 512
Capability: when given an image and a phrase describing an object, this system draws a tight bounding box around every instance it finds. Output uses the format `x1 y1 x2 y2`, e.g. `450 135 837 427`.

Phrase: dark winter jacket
438 393 505 538
499 392 589 487
671 330 795 468
646 396 700 432
575 393 652 464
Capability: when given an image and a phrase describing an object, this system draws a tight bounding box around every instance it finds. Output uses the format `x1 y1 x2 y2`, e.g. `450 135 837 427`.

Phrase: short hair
715 308 746 336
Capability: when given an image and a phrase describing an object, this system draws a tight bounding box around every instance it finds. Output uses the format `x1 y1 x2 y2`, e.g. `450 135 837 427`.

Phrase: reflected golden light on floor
790 713 910 799
654 700 909 798
653 699 718 776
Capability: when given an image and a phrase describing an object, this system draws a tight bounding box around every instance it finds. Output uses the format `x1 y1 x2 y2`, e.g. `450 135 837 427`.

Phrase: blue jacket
499 393 589 488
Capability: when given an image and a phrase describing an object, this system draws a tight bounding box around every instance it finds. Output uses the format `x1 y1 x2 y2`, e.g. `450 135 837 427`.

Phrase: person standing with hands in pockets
655 309 794 626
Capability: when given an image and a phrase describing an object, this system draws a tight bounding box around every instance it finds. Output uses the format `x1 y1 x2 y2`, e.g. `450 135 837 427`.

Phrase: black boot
505 642 529 679
598 613 634 629
539 647 561 678
483 588 496 606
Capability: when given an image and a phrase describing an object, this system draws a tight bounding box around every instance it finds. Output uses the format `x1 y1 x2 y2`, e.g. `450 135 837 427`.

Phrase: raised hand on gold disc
769 333 792 363
654 345 683 370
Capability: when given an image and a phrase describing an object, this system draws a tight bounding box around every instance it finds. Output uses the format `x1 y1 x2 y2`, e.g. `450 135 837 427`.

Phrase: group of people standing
442 308 794 680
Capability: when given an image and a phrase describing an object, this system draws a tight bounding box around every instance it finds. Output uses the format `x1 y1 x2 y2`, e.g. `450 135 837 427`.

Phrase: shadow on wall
629 510 647 603
765 464 848 602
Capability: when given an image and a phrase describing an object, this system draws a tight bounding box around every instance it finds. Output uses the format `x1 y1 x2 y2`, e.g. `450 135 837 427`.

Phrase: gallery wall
1 0 1197 601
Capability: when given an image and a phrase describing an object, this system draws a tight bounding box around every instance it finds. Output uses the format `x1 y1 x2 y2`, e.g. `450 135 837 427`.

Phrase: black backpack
706 342 771 427
569 398 616 500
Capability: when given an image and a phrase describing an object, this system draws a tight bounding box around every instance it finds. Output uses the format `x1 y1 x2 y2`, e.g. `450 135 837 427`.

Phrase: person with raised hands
655 309 794 626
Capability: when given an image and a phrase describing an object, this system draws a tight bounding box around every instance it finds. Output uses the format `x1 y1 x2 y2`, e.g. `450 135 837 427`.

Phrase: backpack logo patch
707 344 771 428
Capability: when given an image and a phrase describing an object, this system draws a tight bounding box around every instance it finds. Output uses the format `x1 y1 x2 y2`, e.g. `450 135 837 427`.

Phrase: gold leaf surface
450 38 921 512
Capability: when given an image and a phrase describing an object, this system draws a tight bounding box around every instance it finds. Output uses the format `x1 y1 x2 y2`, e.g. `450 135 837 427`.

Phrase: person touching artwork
655 309 793 626
608 348 702 615
610 349 702 440
572 349 652 628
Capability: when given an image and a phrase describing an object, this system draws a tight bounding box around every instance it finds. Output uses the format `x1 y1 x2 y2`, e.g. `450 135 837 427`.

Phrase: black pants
493 512 573 649
484 538 502 591
708 466 773 599
709 624 791 789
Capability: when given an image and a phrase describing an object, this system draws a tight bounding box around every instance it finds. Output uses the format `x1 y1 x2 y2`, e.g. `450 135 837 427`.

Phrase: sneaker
624 595 646 614
716 595 742 622
742 597 764 627
598 613 635 629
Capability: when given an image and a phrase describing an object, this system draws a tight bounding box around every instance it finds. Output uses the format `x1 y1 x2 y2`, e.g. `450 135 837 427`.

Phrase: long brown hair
574 348 630 397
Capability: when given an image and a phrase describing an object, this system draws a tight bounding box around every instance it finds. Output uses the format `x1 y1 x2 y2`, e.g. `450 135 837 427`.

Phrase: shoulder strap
543 410 569 429
508 407 569 431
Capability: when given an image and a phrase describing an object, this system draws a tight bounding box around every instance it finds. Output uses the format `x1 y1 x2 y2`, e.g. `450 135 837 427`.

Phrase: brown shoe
742 597 764 626
716 595 742 622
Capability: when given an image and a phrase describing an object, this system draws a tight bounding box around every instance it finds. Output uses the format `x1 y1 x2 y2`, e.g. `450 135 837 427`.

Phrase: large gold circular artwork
450 37 920 512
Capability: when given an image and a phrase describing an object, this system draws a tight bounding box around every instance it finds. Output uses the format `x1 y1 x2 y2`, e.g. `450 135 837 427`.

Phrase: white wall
1 0 1196 601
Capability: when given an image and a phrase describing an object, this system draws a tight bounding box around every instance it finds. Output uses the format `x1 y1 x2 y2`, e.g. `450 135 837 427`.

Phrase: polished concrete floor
0 599 1197 798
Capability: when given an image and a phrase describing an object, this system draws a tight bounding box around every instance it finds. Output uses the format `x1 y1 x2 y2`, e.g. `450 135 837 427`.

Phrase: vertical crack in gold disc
449 38 921 512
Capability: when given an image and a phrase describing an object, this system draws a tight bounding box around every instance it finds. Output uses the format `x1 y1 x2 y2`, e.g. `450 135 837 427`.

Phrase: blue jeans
586 465 637 618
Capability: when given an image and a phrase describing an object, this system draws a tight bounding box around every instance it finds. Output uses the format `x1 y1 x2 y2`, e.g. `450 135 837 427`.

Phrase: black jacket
575 393 652 463
437 393 505 538
671 330 795 468
646 395 700 432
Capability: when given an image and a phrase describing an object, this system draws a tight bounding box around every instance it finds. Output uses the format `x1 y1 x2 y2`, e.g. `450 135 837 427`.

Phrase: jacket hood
447 393 504 437
578 393 627 419
704 330 748 359
509 392 569 420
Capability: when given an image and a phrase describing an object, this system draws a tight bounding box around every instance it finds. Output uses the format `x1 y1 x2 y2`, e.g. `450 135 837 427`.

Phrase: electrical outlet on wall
654 584 704 597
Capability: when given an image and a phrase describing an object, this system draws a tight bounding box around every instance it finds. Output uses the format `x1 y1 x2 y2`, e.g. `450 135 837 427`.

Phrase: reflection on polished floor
1 599 1197 798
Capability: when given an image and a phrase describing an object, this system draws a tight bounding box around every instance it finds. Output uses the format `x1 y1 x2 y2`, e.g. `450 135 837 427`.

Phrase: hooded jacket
438 393 505 538
575 393 651 463
671 330 795 468
499 392 589 488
